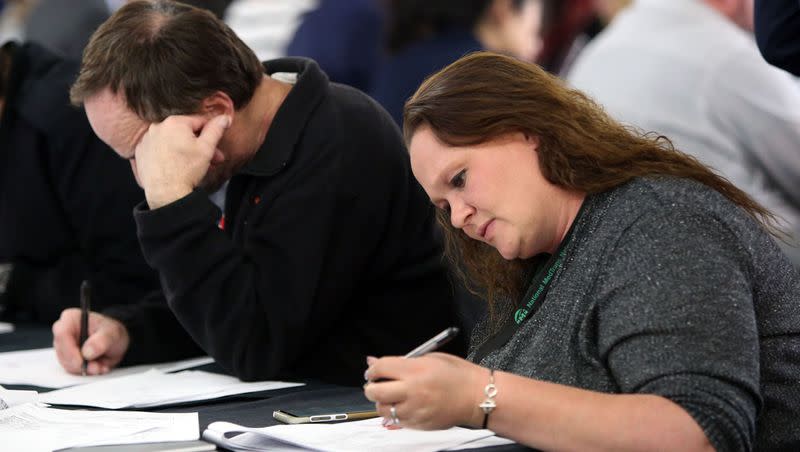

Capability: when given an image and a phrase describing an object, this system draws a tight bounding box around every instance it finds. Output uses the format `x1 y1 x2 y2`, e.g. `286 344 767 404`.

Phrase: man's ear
200 91 235 118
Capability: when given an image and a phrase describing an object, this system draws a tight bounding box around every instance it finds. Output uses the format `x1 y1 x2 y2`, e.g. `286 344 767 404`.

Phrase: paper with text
0 403 198 452
203 417 495 452
0 348 213 388
40 368 304 409
446 435 516 449
0 385 37 409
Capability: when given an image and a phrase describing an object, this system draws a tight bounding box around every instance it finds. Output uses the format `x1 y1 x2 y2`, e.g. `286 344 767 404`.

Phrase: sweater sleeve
132 145 352 382
102 290 205 366
593 207 760 452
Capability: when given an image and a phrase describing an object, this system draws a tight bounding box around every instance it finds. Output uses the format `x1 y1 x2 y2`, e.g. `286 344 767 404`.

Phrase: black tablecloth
1 325 527 451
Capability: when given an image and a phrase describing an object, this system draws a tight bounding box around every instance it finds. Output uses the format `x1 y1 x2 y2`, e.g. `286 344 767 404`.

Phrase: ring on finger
390 404 399 425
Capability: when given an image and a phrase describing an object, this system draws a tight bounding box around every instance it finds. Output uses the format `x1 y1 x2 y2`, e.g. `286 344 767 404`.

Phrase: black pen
79 280 91 376
404 326 460 358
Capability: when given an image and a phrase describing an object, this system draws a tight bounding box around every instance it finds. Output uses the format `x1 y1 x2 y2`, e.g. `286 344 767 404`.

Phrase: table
1 324 526 451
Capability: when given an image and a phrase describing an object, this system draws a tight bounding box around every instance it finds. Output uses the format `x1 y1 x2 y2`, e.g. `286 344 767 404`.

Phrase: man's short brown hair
70 0 263 122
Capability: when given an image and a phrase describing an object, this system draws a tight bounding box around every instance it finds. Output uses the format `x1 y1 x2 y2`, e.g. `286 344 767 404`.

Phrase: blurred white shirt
225 0 316 61
568 0 800 266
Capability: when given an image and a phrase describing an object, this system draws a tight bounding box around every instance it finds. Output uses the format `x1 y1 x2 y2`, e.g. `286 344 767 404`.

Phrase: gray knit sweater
469 177 800 451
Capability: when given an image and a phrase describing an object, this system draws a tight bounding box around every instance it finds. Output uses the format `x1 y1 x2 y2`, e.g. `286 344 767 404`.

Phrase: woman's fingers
364 380 406 403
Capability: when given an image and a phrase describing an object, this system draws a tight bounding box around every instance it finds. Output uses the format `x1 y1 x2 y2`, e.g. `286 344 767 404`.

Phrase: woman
370 0 544 126
363 52 800 451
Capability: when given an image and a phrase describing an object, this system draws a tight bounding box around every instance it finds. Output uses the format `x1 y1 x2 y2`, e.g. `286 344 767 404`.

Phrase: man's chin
199 177 229 194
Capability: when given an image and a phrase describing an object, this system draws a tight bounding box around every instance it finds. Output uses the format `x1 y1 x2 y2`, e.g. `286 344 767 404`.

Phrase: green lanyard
472 210 582 365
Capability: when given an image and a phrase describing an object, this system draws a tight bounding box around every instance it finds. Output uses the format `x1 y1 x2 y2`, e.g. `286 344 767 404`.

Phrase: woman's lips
478 219 494 240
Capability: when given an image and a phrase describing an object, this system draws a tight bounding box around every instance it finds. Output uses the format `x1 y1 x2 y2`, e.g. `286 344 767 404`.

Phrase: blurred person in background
370 0 545 126
0 40 159 323
225 0 316 61
24 0 109 60
755 0 800 76
22 0 230 60
285 0 383 93
537 0 631 76
568 0 800 267
0 0 33 45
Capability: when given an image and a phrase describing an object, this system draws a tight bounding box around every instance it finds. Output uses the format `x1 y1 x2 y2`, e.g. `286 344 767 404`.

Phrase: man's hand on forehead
132 114 231 209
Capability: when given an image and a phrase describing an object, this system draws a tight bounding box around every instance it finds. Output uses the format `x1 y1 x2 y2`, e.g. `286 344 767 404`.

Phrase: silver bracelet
479 369 497 429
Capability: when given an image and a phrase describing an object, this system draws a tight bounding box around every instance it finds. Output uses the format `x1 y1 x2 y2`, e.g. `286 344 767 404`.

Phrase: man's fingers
81 325 117 361
53 308 81 336
52 309 84 373
86 359 111 376
175 114 211 133
197 115 230 150
53 336 83 374
129 160 142 187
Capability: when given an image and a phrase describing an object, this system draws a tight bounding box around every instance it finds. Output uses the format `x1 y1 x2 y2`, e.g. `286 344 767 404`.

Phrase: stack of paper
202 417 512 452
40 368 304 409
0 385 37 409
447 436 516 450
0 348 213 388
0 403 198 452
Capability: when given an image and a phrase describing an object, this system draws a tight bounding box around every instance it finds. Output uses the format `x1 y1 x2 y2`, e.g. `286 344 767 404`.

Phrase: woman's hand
363 353 489 430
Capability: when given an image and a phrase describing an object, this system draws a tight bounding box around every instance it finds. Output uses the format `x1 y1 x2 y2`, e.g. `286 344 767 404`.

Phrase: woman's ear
523 133 540 149
200 91 235 118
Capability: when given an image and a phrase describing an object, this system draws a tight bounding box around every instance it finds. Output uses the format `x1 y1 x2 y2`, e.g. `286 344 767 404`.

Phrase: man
0 41 159 323
51 0 466 385
568 0 800 267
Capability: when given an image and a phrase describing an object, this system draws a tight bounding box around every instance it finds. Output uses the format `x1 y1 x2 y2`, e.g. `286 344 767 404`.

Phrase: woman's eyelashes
434 169 465 212
450 169 466 189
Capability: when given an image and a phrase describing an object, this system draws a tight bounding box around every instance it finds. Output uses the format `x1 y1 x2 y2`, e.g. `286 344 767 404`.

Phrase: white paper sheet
202 429 304 451
0 403 198 452
446 434 516 449
0 385 37 409
0 322 14 334
203 417 496 452
0 348 213 388
40 368 304 409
